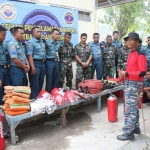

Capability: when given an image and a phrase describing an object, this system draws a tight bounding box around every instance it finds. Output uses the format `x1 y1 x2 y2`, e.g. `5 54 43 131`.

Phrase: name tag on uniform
56 52 58 57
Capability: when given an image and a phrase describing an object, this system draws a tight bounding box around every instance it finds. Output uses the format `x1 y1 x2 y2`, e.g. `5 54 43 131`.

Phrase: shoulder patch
10 44 15 50
11 51 17 55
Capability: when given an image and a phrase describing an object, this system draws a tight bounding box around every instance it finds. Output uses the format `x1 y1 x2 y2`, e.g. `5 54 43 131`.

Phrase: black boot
133 127 141 134
117 133 135 141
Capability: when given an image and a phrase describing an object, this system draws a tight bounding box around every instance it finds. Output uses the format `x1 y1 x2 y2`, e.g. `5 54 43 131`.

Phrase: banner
0 0 78 45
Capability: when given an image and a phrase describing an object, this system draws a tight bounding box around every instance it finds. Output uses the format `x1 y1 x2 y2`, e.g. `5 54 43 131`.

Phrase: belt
33 59 45 62
93 58 101 60
47 58 58 61
0 65 7 69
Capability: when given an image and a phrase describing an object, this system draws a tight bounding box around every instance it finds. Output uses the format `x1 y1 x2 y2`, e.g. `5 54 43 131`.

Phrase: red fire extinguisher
0 113 5 150
107 94 118 122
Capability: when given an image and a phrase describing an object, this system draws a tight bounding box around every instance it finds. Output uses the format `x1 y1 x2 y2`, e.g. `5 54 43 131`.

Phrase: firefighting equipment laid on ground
2 86 31 116
0 113 5 150
107 94 118 122
78 79 103 94
30 98 57 116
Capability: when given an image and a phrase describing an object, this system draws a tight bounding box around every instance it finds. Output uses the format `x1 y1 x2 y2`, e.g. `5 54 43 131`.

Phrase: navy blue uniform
8 38 27 86
0 42 10 105
45 39 60 92
112 40 123 78
88 41 103 80
142 45 150 68
26 37 46 99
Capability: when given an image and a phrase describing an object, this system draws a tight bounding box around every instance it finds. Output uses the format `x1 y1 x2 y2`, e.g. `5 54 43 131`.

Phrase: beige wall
37 0 98 88
38 0 95 11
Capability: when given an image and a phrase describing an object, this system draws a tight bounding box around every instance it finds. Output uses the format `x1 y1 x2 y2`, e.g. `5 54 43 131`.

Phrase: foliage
99 0 146 39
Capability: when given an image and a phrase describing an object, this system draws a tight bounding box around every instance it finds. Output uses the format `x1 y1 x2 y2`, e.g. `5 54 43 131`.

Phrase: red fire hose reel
78 79 103 94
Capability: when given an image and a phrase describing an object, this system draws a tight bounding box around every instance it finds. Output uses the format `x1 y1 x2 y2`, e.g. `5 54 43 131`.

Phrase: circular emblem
22 9 61 36
0 3 17 21
64 12 74 25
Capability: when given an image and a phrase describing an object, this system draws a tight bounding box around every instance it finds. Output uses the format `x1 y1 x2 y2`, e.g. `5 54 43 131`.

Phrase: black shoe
117 133 135 141
133 128 141 134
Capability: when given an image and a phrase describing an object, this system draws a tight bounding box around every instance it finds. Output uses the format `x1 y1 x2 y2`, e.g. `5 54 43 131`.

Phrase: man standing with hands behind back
74 33 92 89
117 32 147 141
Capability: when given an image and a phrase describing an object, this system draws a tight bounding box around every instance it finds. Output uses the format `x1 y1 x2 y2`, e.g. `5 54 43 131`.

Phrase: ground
5 98 150 150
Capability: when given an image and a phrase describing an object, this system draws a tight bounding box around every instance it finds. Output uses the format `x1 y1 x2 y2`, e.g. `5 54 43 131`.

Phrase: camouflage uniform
103 44 116 79
59 41 73 88
123 80 143 135
74 43 92 89
117 47 130 71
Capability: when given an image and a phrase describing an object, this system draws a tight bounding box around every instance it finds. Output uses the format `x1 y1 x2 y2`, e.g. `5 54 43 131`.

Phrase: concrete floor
5 99 150 150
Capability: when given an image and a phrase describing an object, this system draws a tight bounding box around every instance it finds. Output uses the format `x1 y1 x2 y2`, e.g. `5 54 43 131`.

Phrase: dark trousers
115 55 118 78
29 61 46 99
8 66 27 86
0 67 10 105
45 60 59 93
91 58 102 80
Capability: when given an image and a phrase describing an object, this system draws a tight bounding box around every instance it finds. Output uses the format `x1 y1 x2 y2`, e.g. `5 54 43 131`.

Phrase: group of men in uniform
1 24 150 105
0 24 131 104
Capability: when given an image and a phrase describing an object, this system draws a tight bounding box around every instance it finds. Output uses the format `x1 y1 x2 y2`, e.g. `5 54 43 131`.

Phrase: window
78 11 91 22
97 0 137 8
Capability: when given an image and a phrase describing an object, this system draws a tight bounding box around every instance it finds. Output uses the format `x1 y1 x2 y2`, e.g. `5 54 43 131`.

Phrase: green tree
99 0 145 39
143 1 150 33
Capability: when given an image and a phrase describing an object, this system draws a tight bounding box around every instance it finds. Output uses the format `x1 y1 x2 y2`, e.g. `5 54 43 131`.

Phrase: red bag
78 79 103 94
53 93 65 106
37 90 52 99
51 88 60 96
64 91 76 103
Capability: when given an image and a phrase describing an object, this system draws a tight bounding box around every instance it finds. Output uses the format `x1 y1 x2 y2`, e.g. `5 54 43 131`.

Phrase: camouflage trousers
59 62 73 88
123 80 143 135
75 66 91 89
103 65 116 79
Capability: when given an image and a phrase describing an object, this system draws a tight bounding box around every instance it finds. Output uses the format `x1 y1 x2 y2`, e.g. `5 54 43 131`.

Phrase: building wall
37 0 98 88
38 0 98 42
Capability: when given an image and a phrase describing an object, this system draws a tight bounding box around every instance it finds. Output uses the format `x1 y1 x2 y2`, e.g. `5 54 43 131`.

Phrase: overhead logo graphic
22 9 61 35
64 12 74 25
0 3 17 21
